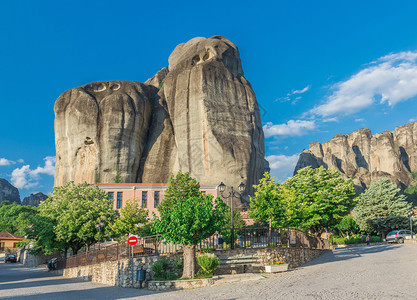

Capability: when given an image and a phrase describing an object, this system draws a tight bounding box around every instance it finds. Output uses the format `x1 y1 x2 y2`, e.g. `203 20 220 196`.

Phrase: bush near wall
331 235 381 245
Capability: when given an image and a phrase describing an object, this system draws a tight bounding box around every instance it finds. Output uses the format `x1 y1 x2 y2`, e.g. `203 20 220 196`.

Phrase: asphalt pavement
1 244 417 299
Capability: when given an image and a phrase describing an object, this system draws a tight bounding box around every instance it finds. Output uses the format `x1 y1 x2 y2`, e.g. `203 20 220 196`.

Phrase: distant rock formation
22 192 47 207
54 36 266 208
0 179 20 204
294 122 417 192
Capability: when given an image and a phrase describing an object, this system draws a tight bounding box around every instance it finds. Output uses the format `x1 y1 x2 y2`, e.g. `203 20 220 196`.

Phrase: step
220 259 258 264
218 255 254 260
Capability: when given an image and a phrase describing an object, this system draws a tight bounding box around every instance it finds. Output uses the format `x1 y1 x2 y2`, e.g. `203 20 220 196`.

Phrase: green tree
0 201 38 236
353 178 411 233
26 214 65 255
110 199 148 240
152 171 228 278
163 171 201 204
220 208 245 245
249 172 282 227
282 166 357 235
29 182 118 254
333 215 361 236
404 172 417 206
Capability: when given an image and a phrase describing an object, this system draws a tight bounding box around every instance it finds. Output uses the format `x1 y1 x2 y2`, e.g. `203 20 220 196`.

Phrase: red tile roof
0 232 24 240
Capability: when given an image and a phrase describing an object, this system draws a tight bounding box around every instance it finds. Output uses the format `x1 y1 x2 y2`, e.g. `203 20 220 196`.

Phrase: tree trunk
182 244 196 278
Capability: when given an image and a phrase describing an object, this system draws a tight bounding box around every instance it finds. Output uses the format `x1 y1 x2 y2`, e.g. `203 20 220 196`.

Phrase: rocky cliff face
0 179 20 204
294 122 417 192
22 192 47 207
55 81 156 185
54 36 265 208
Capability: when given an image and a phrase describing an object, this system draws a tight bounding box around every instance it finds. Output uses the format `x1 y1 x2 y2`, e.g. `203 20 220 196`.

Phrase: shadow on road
299 244 403 268
0 285 161 300
0 263 166 299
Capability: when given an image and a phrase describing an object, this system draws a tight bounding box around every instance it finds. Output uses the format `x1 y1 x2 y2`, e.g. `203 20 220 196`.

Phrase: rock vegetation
0 178 20 204
294 122 417 192
54 36 265 207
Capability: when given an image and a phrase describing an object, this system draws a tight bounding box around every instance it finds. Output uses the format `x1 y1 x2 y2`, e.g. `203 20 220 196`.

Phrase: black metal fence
63 227 329 269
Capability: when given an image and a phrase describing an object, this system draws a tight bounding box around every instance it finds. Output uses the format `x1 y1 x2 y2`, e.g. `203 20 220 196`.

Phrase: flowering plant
271 260 286 265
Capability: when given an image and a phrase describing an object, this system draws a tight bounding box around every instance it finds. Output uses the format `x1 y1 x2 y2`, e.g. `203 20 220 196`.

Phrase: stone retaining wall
216 247 328 274
63 255 179 288
148 277 217 290
63 247 328 288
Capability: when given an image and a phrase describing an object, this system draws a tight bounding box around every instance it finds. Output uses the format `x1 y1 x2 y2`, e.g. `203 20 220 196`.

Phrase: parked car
386 230 414 243
5 254 17 263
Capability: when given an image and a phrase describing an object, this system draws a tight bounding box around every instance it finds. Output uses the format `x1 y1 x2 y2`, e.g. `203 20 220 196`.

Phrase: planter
265 264 289 273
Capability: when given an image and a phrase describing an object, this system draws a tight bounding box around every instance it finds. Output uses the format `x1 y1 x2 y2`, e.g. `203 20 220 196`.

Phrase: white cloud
11 156 55 189
322 117 339 123
288 85 311 96
263 120 316 138
275 85 311 103
266 154 299 181
355 118 365 122
310 51 417 117
17 159 24 163
0 158 15 166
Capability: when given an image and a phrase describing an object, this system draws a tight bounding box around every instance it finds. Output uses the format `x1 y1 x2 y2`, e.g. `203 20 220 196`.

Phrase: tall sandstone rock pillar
54 81 155 185
54 36 265 208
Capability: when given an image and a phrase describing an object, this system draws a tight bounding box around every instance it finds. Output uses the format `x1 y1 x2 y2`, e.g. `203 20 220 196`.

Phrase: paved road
1 244 417 299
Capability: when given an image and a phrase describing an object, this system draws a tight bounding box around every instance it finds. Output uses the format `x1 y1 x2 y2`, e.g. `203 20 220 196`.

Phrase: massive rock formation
22 192 47 207
294 122 417 192
54 36 265 208
55 81 156 185
0 179 20 204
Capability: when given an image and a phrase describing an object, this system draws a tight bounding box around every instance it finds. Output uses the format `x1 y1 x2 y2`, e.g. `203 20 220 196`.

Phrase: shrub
173 258 183 275
330 235 382 245
268 242 277 247
195 269 213 279
245 241 252 247
151 258 179 281
197 253 219 275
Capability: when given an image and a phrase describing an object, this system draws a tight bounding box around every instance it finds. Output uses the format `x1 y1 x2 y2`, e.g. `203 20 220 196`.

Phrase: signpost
128 236 138 287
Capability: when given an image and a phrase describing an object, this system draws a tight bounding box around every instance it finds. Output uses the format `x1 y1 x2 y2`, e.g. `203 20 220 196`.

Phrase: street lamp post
408 210 414 239
95 221 104 250
217 182 245 249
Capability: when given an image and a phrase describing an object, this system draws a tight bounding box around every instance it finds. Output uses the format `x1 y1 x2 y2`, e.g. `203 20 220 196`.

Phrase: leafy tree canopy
153 194 227 245
110 199 148 240
249 172 289 227
282 166 357 235
152 171 228 278
333 215 361 236
29 182 118 254
163 171 201 205
0 201 37 237
353 178 412 233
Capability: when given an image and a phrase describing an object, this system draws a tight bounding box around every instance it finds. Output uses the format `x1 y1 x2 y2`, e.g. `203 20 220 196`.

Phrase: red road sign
128 236 138 246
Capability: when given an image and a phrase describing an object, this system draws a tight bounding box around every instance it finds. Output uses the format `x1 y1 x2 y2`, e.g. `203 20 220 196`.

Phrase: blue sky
2 1 417 198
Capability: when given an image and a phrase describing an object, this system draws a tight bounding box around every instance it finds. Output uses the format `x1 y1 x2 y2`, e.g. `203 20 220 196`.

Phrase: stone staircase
217 255 264 275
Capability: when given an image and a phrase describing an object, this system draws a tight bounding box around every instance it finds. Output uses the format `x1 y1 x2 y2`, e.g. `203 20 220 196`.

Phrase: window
142 191 147 208
108 192 114 205
116 192 123 209
154 191 160 208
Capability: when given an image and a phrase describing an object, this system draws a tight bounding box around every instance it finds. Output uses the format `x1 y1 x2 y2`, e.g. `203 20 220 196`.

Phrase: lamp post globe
217 182 226 193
